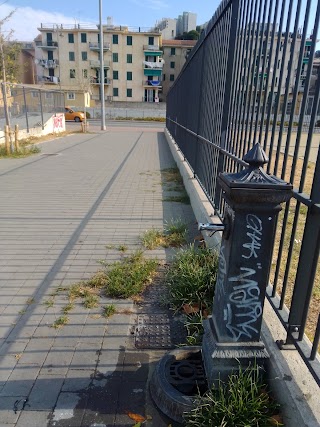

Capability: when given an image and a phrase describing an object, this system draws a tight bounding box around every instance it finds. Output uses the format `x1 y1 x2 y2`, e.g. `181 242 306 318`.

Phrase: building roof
162 39 197 47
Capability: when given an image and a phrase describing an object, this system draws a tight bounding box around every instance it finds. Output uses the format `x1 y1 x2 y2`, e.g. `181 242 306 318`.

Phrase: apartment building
161 39 197 101
154 18 177 40
34 23 163 105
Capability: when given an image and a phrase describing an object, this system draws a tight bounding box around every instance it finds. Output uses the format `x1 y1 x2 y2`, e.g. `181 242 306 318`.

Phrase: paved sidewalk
0 127 196 426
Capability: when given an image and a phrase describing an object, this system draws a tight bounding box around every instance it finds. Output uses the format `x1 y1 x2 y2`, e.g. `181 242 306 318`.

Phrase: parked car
64 107 85 122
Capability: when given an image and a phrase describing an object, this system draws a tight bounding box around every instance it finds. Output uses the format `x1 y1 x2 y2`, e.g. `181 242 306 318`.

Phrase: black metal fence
166 0 320 385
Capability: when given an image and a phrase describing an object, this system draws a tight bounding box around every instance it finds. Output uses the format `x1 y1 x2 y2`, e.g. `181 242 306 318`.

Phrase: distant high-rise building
155 12 197 39
176 12 197 36
155 18 177 39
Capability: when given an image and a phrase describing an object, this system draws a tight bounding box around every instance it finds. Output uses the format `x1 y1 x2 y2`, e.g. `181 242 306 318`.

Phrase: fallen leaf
146 415 152 420
269 414 283 425
132 423 141 427
126 411 146 423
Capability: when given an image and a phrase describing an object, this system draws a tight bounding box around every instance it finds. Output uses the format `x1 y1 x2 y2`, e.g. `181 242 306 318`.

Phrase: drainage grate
166 352 207 395
135 314 173 349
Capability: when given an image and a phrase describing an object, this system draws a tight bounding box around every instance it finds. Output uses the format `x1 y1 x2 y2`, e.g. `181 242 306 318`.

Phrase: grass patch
161 167 184 185
61 302 74 314
114 116 165 122
52 315 69 329
163 193 190 204
166 245 219 312
184 366 282 427
103 304 116 318
104 251 158 298
141 219 188 250
43 299 54 308
118 244 128 252
0 144 40 158
83 294 99 309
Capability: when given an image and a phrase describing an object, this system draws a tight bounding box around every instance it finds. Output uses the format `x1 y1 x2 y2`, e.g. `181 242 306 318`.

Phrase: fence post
14 124 19 152
201 143 292 385
4 125 10 155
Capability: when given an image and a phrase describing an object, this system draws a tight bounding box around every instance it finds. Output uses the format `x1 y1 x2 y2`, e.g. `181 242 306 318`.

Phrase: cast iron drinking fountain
150 143 293 423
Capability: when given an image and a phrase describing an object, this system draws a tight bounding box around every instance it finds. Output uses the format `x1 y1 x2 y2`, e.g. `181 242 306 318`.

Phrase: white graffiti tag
242 214 262 259
225 267 262 341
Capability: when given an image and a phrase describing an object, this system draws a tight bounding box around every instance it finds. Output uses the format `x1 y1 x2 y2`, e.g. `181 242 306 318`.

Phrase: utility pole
99 0 106 130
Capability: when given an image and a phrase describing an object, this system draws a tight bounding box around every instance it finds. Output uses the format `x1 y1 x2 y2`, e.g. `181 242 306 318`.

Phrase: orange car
64 107 85 122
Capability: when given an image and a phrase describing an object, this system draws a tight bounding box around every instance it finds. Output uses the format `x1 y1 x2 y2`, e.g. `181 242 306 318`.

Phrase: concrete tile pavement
0 127 195 426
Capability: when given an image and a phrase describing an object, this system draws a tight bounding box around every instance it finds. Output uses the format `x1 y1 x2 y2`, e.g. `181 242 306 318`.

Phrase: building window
113 88 119 97
113 53 118 62
113 70 119 80
70 69 76 78
148 36 154 45
81 33 87 43
127 71 132 80
69 52 75 61
127 35 132 45
170 47 176 55
67 92 75 100
127 88 132 97
45 92 53 99
112 34 118 44
68 33 74 43
83 69 88 78
81 51 87 61
127 54 132 63
163 74 166 81
170 61 175 68
31 91 39 98
170 74 175 81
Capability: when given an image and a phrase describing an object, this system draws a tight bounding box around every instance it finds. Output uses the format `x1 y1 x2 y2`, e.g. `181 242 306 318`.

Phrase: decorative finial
243 143 269 167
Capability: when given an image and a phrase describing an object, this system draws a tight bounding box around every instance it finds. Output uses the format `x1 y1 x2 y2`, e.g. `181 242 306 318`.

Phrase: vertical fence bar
214 0 241 211
1 82 11 128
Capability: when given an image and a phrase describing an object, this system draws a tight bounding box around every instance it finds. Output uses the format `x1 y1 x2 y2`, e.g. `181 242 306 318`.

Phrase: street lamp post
99 0 106 130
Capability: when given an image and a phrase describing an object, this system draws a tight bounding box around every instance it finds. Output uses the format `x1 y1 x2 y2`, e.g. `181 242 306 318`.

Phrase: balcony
35 40 58 49
90 60 110 68
38 59 59 68
143 80 162 87
37 75 60 84
144 45 162 57
143 60 164 69
89 42 111 51
90 77 111 85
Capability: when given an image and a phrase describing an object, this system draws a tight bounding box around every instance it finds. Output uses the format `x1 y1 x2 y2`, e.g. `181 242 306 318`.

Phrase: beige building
161 39 197 101
34 23 163 105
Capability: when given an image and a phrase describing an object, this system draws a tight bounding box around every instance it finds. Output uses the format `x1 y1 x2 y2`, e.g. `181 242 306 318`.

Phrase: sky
0 0 220 41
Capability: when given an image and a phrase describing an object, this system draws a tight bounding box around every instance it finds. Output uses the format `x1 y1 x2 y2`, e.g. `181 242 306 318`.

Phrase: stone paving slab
0 127 196 426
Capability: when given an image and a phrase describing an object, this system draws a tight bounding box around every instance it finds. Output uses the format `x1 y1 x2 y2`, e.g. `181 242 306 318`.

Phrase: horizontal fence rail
166 0 320 385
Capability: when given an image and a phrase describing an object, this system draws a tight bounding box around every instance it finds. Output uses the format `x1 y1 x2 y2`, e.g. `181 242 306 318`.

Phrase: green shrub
184 366 282 427
166 245 219 312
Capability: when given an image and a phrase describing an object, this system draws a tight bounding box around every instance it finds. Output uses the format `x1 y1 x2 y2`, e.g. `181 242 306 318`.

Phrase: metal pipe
99 0 106 130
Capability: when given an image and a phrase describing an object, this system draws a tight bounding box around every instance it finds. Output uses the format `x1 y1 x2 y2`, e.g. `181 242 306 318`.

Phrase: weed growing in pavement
184 366 282 427
163 193 190 204
161 167 190 204
166 245 219 313
43 299 54 308
104 250 158 298
61 303 74 314
117 244 128 252
141 219 187 249
183 312 205 346
48 251 158 327
103 304 116 318
52 315 69 328
0 144 40 158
